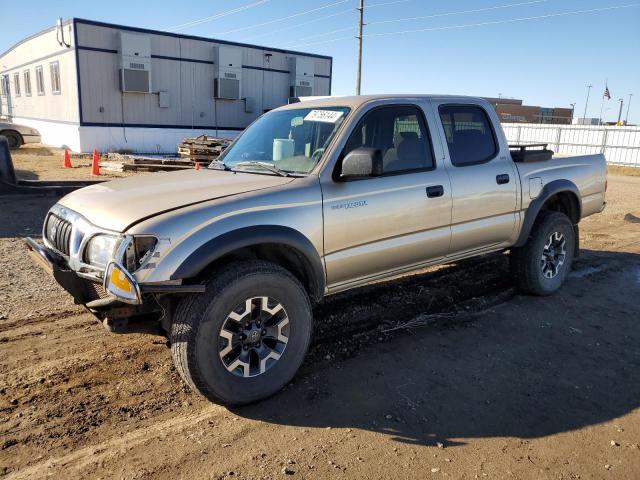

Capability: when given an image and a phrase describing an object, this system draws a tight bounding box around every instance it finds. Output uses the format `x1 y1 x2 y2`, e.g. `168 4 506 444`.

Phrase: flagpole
599 80 608 126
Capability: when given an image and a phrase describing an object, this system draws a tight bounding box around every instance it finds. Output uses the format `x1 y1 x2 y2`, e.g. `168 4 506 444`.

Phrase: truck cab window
343 105 434 174
439 105 497 166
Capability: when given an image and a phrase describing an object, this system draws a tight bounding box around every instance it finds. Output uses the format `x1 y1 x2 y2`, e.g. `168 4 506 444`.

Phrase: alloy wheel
540 231 566 279
218 296 289 378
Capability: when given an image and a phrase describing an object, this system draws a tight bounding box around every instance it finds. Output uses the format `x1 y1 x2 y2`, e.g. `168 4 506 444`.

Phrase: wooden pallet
178 135 231 159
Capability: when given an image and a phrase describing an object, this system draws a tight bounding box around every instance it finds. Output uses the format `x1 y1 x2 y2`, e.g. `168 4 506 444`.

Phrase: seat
383 131 426 173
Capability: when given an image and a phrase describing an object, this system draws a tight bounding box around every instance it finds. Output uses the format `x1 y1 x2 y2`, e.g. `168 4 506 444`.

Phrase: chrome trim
43 204 121 274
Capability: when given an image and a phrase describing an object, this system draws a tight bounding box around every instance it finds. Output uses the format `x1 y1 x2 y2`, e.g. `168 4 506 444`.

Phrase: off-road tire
170 261 313 405
1 131 22 149
510 211 575 296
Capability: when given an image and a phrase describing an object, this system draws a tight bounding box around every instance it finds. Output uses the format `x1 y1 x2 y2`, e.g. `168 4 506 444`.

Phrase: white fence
502 123 640 166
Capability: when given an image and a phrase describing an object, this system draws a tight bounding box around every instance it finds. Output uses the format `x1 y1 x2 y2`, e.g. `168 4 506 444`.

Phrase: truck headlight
123 236 158 272
85 234 119 268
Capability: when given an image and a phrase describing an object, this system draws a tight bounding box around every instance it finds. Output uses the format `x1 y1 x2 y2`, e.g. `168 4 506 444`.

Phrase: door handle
426 185 444 198
496 174 510 185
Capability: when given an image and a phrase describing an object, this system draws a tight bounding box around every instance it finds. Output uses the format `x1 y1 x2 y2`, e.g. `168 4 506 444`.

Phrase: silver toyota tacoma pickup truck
25 95 607 404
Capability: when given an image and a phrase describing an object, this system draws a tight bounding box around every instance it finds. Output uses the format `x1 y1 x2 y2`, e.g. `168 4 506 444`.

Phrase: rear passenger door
433 102 518 254
321 104 452 290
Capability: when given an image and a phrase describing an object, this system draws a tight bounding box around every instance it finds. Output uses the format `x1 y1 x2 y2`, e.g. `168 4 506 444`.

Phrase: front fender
169 225 325 299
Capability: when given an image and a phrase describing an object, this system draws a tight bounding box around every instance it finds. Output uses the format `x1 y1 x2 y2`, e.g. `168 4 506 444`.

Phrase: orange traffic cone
194 161 201 170
91 148 100 176
63 149 72 168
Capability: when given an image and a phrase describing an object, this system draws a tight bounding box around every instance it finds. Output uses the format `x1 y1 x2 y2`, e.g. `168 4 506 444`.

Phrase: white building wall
77 126 238 154
0 21 79 123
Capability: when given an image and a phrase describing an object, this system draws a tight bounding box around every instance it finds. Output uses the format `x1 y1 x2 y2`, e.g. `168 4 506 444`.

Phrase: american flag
603 86 611 100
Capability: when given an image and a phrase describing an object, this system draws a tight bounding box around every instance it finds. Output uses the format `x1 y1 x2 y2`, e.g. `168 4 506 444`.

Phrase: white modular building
0 18 332 153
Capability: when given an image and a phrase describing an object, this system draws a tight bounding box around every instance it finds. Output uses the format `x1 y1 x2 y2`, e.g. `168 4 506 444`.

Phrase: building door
0 75 12 117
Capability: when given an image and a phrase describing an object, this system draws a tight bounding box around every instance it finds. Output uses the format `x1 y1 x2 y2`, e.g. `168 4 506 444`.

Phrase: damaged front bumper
24 237 205 333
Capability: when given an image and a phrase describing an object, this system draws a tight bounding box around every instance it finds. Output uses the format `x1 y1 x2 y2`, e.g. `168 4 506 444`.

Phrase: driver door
321 104 452 290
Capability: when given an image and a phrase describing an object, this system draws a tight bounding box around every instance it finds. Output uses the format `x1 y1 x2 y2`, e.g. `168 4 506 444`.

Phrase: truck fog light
104 261 141 304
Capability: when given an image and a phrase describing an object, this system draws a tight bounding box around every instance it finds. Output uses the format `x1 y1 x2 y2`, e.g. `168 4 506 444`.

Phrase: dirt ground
1 149 639 479
10 144 133 181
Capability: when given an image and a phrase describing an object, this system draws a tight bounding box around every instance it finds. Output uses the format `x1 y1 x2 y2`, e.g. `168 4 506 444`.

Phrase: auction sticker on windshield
304 110 345 123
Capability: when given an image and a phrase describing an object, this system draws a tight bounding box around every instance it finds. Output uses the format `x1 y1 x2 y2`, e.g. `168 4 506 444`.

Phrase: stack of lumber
177 135 232 161
101 154 195 173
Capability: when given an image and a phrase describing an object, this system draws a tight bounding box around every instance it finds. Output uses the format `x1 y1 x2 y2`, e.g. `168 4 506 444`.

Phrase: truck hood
58 169 293 232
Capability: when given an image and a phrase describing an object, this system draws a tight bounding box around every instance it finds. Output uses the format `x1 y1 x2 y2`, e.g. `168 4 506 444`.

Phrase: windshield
216 106 350 175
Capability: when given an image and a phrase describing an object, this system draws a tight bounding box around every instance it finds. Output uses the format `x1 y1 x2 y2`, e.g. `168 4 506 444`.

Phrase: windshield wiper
232 161 291 177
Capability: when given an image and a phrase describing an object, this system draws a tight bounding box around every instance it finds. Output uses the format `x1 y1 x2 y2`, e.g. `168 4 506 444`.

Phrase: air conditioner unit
289 56 314 98
215 46 242 100
119 32 151 93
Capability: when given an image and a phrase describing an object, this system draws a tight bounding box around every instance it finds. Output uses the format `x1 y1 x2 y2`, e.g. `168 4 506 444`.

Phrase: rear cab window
438 105 498 166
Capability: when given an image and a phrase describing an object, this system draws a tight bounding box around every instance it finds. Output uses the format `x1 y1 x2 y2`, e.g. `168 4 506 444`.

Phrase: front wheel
170 261 312 405
511 211 576 296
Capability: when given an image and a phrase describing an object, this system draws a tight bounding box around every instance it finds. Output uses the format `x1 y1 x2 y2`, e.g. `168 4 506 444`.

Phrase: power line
244 8 354 41
368 0 551 26
291 0 551 46
217 0 351 36
366 4 640 37
291 3 640 47
169 0 271 31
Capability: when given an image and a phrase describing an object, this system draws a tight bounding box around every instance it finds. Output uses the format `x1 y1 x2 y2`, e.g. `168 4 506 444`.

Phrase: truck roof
279 94 489 111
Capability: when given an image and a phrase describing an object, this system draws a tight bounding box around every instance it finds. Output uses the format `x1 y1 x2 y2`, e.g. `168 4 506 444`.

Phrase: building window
0 75 8 96
23 70 32 96
35 65 45 95
49 61 61 94
13 73 21 97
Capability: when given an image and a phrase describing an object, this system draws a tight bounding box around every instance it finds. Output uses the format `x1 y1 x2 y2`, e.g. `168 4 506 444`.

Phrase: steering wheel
311 148 325 162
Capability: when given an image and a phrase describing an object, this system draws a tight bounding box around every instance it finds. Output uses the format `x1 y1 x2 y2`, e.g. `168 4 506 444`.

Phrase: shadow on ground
236 249 640 448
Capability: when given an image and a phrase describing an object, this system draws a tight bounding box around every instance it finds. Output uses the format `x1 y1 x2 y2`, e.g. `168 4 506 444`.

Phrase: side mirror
340 148 383 179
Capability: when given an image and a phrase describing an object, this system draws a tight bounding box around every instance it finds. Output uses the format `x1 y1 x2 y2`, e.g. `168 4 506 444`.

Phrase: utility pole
355 0 364 95
617 98 624 124
583 84 592 120
625 93 633 125
570 102 576 123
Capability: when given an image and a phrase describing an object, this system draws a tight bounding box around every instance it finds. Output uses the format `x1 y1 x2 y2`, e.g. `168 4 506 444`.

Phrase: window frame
23 69 32 97
35 65 45 96
437 103 499 168
0 75 8 96
49 61 61 95
13 73 21 97
335 103 437 181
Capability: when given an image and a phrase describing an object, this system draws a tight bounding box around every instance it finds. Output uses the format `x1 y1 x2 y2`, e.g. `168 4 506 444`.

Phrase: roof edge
0 19 73 60
73 17 333 61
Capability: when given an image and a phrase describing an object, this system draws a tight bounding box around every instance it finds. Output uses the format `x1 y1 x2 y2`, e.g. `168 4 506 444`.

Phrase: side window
13 73 21 97
23 70 32 97
438 105 497 166
35 66 45 95
343 105 434 174
49 61 61 94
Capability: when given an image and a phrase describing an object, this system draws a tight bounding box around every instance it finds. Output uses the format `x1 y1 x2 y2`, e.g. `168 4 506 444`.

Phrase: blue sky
2 0 639 122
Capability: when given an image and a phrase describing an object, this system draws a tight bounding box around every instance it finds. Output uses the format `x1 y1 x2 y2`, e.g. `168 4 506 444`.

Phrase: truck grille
45 214 73 256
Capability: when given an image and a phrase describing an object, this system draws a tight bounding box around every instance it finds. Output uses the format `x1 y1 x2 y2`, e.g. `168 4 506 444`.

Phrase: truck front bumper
24 237 120 308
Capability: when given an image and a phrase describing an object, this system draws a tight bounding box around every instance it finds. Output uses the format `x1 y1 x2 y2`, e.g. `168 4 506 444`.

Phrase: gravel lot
1 148 639 479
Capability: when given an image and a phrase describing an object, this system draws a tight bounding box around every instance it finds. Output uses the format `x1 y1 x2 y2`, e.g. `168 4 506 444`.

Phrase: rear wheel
170 261 313 405
511 211 575 296
1 131 22 149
